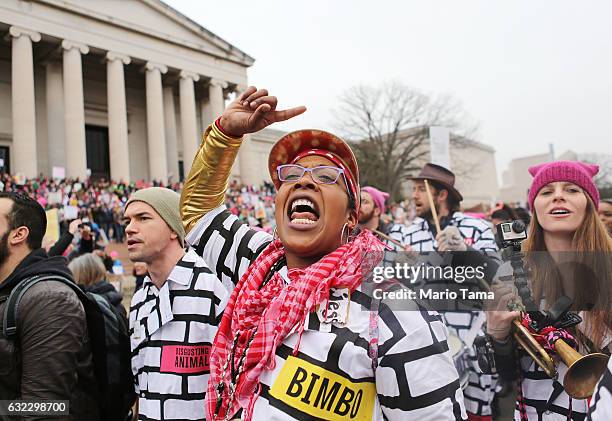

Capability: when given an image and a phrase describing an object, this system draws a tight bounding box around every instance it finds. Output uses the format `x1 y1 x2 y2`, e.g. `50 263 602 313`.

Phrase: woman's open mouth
287 197 320 229
549 207 572 218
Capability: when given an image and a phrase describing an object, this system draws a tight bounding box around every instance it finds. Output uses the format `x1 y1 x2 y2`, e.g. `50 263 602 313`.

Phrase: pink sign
160 345 211 374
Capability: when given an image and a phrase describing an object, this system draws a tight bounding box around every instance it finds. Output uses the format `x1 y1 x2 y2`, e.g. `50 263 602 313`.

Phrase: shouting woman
181 87 466 420
487 161 612 420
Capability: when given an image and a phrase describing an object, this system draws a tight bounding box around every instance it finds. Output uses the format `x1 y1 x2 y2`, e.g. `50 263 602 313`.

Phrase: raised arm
180 86 306 234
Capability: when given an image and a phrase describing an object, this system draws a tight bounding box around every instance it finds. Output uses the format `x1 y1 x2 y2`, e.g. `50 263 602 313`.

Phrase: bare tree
333 81 478 200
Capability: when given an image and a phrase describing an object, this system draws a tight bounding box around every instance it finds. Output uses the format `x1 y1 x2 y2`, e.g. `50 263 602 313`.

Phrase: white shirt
405 212 499 416
589 357 612 420
130 249 229 420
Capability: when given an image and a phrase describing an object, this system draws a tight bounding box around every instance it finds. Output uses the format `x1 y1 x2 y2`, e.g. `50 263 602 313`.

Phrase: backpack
2 274 135 421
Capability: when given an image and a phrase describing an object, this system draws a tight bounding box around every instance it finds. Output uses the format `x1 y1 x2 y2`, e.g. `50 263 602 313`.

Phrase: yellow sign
269 356 376 420
45 208 60 242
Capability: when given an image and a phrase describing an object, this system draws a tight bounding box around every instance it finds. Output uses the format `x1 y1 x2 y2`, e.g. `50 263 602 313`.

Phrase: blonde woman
487 161 612 420
68 253 125 316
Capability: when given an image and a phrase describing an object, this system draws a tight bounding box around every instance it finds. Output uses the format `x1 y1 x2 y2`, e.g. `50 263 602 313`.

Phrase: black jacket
83 280 126 318
0 249 99 420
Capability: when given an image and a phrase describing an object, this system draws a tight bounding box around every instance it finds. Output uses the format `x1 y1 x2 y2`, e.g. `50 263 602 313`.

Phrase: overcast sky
168 0 611 179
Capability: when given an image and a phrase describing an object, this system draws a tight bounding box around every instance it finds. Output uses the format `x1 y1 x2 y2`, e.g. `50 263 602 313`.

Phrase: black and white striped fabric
405 212 499 417
129 249 230 421
186 205 467 420
588 357 612 420
516 354 593 420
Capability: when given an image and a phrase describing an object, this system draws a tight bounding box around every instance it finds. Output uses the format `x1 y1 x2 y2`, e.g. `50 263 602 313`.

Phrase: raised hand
219 86 306 137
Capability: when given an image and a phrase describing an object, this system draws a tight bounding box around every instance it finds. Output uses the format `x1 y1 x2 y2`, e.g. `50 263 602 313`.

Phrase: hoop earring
340 223 349 245
272 227 278 240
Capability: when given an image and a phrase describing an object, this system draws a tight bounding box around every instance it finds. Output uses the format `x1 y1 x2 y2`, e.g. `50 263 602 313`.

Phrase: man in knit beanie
124 187 229 421
125 187 185 248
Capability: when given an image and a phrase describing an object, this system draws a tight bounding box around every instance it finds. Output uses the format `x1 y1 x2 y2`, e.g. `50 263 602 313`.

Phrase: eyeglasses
277 164 347 185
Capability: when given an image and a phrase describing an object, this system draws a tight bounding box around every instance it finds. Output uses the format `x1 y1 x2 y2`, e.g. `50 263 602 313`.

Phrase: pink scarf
206 229 384 420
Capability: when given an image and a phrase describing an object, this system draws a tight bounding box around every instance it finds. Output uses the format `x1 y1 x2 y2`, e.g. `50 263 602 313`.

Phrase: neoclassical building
0 0 264 182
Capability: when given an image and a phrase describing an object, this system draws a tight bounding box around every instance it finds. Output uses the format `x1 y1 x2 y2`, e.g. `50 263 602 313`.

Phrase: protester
0 191 98 419
598 198 612 235
69 252 126 316
125 187 229 421
486 161 612 420
359 186 411 251
46 217 82 257
490 203 519 227
513 206 532 228
405 163 500 420
0 172 278 242
67 222 101 258
181 86 466 420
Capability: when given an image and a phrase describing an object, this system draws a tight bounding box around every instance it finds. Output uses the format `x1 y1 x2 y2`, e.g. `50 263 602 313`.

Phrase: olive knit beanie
125 187 185 247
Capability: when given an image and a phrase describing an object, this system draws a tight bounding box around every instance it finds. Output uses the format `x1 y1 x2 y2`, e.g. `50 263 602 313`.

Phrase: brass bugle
554 338 609 399
512 317 609 399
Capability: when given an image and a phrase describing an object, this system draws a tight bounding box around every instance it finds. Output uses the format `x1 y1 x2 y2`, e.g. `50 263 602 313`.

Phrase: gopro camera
496 220 527 248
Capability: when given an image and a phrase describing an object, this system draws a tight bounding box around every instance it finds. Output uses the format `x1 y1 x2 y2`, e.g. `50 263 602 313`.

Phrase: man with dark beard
405 163 500 421
0 192 98 419
358 186 411 252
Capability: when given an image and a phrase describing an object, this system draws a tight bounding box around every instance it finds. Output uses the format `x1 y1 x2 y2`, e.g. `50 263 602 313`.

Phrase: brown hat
409 163 463 202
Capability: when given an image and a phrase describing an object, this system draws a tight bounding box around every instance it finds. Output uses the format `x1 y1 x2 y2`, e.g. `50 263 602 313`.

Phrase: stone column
178 70 200 175
200 93 213 130
10 26 41 177
235 85 256 185
105 51 131 182
162 86 179 182
45 60 66 174
208 78 228 119
145 61 168 182
62 40 89 179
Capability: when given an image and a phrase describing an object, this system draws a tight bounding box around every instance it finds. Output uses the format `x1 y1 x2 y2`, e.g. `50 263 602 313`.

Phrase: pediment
55 0 253 65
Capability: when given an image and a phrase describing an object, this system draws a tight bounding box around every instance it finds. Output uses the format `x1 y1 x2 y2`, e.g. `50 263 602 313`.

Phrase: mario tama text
371 286 493 302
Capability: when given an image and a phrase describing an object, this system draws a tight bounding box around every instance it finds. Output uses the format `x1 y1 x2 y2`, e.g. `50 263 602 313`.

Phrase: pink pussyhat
361 186 390 214
528 160 600 209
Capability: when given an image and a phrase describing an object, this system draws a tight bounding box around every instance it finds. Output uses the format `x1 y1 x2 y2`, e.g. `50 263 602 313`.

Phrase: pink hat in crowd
528 160 600 209
361 186 390 214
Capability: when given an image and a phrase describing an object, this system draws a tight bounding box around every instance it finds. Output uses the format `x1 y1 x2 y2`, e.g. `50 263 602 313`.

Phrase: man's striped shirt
129 249 229 420
405 212 499 417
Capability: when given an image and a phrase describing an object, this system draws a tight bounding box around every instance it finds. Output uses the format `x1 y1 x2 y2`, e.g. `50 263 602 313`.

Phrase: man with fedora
406 163 500 421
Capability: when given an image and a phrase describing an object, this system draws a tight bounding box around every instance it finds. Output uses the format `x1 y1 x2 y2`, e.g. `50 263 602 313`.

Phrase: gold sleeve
180 123 243 234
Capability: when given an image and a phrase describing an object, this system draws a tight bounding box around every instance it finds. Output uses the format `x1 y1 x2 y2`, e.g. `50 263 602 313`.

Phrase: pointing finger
271 106 307 122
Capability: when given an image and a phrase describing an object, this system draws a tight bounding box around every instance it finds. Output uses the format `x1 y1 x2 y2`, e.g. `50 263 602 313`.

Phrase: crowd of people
0 85 611 421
